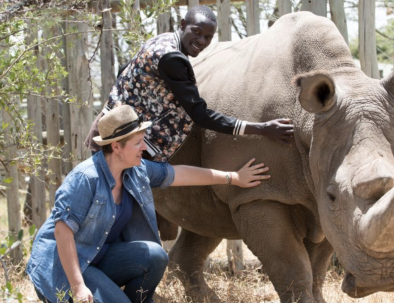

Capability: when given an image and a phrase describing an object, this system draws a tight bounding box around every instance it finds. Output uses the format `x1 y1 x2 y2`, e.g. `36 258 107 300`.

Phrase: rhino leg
304 238 333 303
232 200 315 303
156 212 179 241
168 228 223 302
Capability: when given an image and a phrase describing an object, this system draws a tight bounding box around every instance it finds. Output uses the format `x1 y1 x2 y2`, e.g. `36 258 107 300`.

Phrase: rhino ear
381 70 394 97
292 72 336 114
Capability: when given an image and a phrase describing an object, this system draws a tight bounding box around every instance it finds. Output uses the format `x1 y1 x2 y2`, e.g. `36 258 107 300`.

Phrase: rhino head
294 70 394 297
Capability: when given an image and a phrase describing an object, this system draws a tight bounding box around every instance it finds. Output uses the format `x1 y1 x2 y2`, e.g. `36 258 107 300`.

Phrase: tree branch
376 29 394 41
0 0 89 24
0 28 127 83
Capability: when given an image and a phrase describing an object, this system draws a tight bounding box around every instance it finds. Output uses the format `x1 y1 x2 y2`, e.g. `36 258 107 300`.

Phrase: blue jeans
36 241 168 303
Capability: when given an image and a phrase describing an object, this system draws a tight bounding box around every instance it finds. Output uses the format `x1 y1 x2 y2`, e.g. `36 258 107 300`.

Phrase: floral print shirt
105 31 245 162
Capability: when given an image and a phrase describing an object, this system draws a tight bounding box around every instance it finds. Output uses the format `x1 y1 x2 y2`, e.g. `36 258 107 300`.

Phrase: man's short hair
184 5 217 25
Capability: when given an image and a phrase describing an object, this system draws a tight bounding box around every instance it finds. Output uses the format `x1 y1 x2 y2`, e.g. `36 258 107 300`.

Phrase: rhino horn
292 71 336 114
358 187 394 254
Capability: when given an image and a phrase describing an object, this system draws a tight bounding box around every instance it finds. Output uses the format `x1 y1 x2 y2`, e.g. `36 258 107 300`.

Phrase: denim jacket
26 151 174 303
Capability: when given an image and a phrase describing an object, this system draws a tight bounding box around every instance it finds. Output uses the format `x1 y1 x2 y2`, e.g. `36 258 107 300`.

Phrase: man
85 5 294 162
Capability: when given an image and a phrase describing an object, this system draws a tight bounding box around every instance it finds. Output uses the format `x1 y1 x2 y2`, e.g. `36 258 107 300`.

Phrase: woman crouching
26 105 270 303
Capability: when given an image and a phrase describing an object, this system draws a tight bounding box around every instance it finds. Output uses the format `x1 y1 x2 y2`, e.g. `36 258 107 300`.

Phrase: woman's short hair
101 130 145 154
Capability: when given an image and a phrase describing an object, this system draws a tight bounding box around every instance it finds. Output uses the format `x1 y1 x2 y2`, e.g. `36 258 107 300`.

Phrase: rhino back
154 12 355 238
188 12 356 216
192 11 354 124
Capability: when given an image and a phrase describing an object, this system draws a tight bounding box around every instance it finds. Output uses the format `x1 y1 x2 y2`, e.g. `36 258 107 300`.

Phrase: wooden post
26 23 47 228
157 13 171 34
358 0 379 79
329 0 348 44
61 21 73 175
188 0 199 7
218 0 244 267
2 110 23 263
245 0 260 36
301 0 327 17
278 0 292 16
65 21 94 167
227 239 244 273
100 0 115 104
217 0 231 41
42 26 63 208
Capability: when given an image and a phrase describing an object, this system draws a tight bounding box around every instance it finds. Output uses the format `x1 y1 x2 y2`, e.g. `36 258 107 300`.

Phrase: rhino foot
184 284 222 303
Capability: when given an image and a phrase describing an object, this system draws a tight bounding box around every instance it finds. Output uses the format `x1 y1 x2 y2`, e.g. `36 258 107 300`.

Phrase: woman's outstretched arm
171 158 270 188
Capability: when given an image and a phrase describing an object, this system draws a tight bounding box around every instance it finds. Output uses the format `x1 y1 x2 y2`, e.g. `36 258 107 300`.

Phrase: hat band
102 116 143 141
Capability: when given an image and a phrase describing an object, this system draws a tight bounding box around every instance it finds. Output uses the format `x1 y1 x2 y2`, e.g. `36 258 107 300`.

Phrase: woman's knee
146 242 169 270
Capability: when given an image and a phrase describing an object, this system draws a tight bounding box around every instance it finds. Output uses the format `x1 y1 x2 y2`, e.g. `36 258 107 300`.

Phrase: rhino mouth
342 271 394 298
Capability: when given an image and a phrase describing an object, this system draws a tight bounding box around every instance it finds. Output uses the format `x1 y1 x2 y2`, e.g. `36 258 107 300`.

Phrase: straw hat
93 105 152 146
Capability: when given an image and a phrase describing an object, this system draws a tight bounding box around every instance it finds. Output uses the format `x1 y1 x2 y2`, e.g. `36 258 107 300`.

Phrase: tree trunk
2 110 22 263
188 0 199 7
42 26 63 208
301 0 327 17
26 22 47 228
217 0 231 41
358 0 379 79
329 0 348 44
278 0 292 16
227 239 244 273
157 12 171 34
100 0 115 105
245 0 260 36
65 21 94 167
61 22 73 175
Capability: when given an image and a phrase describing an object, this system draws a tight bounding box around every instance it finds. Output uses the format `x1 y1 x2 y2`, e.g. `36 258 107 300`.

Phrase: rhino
153 11 394 303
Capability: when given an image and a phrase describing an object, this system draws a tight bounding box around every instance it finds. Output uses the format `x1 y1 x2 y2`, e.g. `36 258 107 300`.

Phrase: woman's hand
232 158 270 188
72 284 94 303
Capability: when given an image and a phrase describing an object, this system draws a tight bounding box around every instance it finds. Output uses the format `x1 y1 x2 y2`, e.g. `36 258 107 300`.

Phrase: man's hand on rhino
232 158 270 188
245 118 294 146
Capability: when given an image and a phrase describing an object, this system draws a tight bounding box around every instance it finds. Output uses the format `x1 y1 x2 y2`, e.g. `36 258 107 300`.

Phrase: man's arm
158 52 294 145
158 52 240 134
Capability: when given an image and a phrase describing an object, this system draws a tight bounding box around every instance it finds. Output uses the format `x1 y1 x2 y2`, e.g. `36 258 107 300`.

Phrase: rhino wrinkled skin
153 12 394 302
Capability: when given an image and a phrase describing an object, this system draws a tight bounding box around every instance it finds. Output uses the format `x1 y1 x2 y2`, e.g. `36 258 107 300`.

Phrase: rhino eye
326 185 336 203
327 192 336 202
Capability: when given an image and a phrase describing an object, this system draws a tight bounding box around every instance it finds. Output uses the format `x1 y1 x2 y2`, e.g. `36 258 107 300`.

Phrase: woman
26 105 270 303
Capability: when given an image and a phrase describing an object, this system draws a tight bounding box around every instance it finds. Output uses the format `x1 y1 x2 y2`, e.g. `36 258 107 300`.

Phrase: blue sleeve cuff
144 160 175 188
159 163 175 189
53 208 80 234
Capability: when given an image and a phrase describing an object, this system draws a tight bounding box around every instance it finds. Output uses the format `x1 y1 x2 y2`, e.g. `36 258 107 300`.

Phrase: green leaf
3 177 13 184
29 224 36 236
6 281 13 292
17 292 23 303
0 247 7 255
7 235 15 247
17 229 23 241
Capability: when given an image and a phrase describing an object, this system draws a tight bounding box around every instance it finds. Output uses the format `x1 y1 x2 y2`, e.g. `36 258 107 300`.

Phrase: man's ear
180 19 186 31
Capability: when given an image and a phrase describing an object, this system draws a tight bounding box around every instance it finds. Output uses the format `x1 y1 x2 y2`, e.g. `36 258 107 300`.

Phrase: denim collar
95 151 116 189
95 151 140 189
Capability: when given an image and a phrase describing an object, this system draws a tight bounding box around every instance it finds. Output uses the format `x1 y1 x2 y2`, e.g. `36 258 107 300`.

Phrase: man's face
180 13 217 57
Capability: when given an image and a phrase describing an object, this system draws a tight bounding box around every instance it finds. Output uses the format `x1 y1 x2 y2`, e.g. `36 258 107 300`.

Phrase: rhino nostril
352 160 394 201
353 177 394 201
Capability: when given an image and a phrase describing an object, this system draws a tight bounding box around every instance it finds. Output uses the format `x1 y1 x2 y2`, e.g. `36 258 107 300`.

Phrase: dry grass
1 198 394 302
